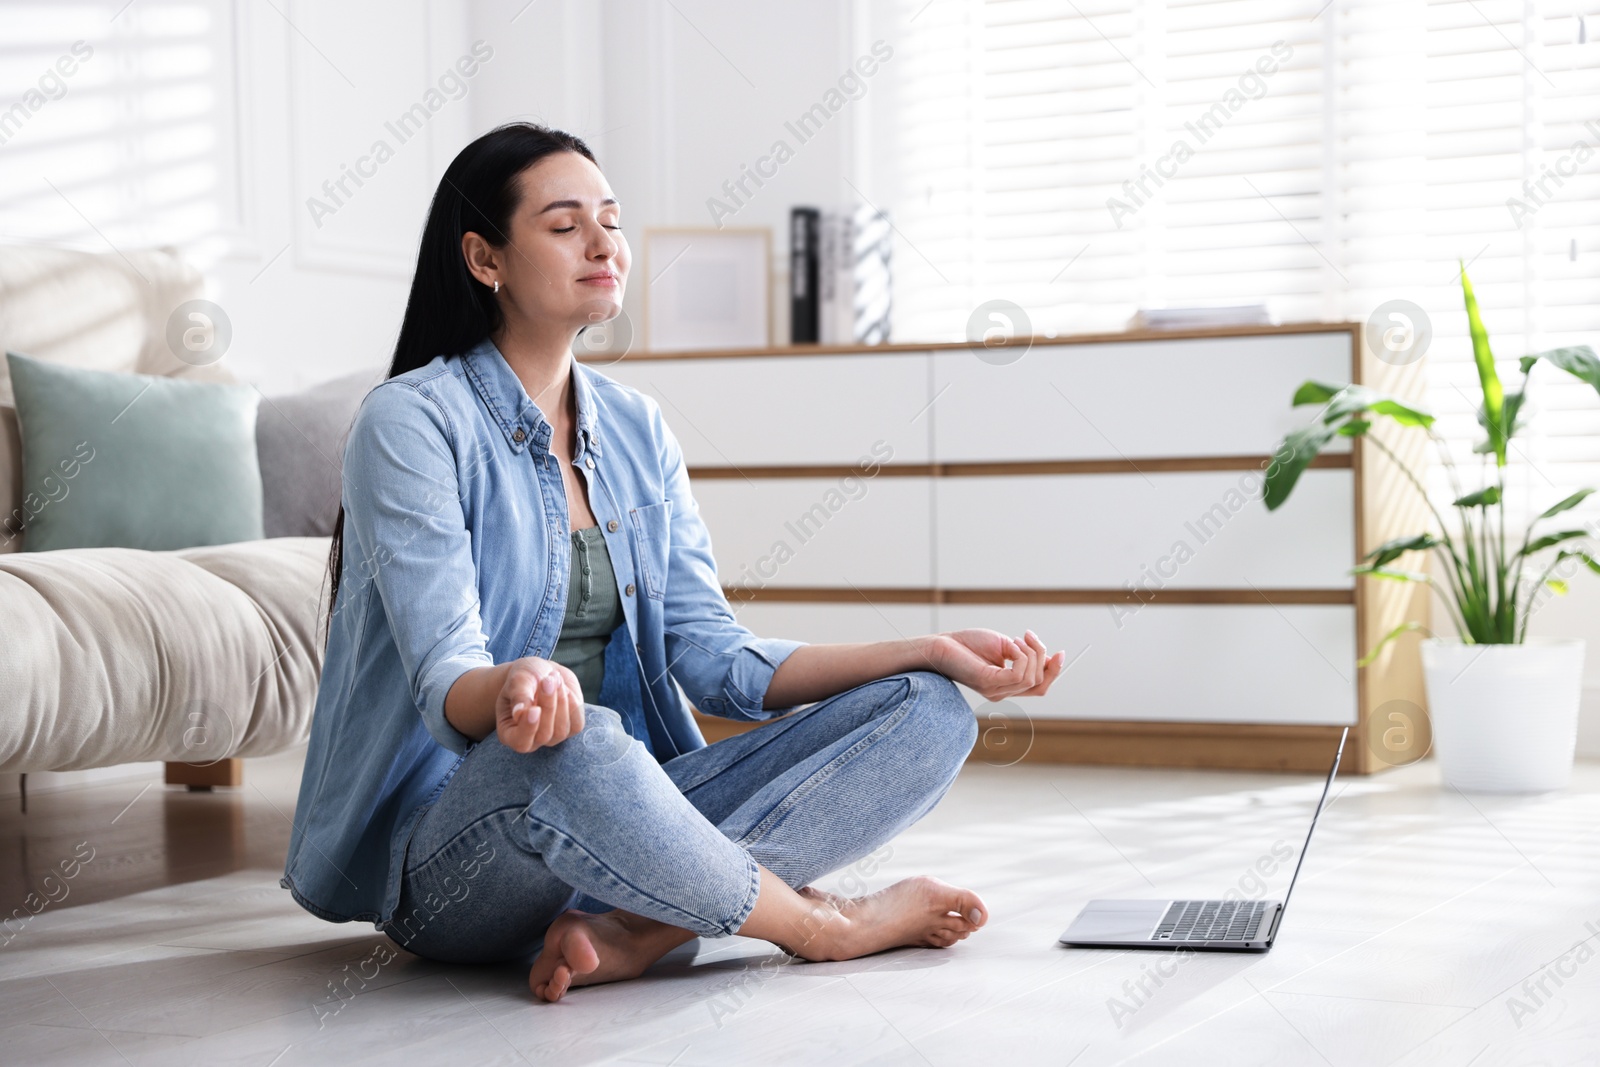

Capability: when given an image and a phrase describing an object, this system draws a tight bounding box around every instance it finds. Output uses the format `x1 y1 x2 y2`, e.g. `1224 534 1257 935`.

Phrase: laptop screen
1277 726 1348 922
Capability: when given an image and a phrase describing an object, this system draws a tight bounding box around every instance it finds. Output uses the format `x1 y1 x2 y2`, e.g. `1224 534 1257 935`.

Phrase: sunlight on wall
0 2 226 264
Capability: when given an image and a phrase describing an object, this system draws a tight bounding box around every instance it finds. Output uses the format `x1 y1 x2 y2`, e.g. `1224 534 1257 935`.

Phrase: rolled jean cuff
716 849 762 937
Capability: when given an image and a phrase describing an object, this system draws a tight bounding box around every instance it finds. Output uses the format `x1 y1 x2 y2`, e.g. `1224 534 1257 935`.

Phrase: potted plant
1264 266 1599 792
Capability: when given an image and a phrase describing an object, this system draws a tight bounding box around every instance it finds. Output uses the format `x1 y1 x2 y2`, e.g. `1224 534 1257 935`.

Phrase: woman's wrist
443 661 509 742
913 633 950 671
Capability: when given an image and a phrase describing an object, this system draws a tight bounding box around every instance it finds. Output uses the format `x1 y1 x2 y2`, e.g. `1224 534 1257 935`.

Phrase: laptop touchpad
1061 900 1167 941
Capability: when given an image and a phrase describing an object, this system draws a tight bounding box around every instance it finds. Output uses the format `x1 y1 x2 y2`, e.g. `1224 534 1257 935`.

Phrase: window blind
887 0 1600 529
0 3 227 254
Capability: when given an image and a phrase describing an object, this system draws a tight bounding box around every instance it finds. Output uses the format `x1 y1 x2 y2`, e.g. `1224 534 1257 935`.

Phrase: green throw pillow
6 350 264 551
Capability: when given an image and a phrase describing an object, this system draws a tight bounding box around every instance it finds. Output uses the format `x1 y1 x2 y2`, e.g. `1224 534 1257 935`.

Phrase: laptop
1057 726 1346 953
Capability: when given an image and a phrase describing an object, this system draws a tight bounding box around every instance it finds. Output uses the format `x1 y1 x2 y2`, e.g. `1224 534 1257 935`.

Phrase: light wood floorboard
2 745 1596 1065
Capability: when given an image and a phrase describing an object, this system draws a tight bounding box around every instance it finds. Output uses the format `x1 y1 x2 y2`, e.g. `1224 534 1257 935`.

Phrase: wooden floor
2 745 1597 1066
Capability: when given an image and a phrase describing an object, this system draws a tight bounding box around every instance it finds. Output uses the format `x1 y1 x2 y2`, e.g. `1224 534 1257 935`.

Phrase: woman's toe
946 889 986 927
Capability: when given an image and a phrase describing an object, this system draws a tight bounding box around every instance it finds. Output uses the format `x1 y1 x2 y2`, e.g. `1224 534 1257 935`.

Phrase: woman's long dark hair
322 122 596 649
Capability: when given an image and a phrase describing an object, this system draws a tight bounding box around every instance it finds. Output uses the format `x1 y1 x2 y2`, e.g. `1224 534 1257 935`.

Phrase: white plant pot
1420 637 1585 793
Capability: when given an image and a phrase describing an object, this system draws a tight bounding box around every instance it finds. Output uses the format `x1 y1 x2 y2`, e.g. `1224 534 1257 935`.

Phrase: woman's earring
493 280 501 294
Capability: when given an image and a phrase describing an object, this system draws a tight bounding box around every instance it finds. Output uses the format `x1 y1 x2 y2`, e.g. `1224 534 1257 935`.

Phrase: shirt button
512 428 525 443
625 583 635 596
607 519 619 532
585 456 595 469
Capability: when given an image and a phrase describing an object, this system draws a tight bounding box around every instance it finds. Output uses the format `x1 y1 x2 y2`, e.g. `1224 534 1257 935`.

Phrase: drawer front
695 477 932 588
595 353 932 466
728 601 937 647
931 332 1354 462
934 604 1357 725
935 470 1354 589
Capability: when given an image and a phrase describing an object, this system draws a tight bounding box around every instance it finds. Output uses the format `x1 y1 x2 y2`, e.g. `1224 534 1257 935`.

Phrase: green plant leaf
1366 399 1435 428
1474 403 1525 458
1460 263 1508 466
1338 419 1371 437
1365 532 1443 568
1519 345 1600 397
1351 565 1430 583
1453 486 1501 508
1292 380 1344 406
1263 421 1339 511
1537 488 1596 520
1357 620 1423 668
1523 529 1589 556
1501 389 1528 440
1319 385 1435 428
1571 550 1600 576
1545 578 1570 596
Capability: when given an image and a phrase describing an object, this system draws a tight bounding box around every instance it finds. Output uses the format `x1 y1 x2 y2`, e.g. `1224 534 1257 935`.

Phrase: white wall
572 0 865 348
1525 594 1600 758
0 3 435 392
0 0 867 387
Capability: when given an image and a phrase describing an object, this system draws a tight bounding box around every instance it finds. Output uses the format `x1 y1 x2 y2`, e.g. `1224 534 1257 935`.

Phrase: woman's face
464 150 629 338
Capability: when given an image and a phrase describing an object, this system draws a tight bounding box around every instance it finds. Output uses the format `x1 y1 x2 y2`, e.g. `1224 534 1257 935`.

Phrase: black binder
790 207 820 343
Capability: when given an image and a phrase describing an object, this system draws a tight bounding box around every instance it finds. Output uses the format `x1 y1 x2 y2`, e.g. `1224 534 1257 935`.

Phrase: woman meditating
281 122 1067 1002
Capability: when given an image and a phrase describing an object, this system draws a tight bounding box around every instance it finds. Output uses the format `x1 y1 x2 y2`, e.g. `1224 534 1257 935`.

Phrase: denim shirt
280 337 807 927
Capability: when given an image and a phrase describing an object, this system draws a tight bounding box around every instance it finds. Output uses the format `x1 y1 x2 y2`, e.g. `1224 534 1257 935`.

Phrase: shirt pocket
628 500 673 601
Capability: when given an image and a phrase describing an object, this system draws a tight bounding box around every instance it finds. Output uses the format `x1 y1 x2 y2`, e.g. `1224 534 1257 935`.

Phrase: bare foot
527 909 695 1003
789 876 987 960
798 884 848 910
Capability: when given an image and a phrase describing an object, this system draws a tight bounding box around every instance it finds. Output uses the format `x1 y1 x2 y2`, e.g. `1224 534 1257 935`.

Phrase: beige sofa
0 245 329 781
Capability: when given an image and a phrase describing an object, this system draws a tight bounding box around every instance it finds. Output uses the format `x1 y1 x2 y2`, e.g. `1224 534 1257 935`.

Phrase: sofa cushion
0 537 328 772
6 350 264 552
258 369 378 538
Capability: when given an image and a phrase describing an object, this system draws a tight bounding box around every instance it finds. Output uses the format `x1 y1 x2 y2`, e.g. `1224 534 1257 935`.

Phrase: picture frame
642 227 772 352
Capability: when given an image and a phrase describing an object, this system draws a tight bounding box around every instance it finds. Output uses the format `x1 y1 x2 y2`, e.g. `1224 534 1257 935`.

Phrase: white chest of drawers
588 323 1430 774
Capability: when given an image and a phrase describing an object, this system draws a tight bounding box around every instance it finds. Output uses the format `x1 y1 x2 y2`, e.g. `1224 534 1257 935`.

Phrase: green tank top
551 525 625 704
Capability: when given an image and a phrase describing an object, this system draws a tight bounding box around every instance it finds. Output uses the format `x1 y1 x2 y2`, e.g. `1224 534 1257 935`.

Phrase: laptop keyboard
1153 899 1269 942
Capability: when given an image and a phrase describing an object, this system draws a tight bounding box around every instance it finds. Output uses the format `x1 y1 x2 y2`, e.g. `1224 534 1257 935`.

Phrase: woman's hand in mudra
497 658 585 753
927 629 1066 702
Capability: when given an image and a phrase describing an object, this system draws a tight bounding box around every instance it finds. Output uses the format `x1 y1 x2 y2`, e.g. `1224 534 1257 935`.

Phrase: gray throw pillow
256 369 379 538
6 350 263 551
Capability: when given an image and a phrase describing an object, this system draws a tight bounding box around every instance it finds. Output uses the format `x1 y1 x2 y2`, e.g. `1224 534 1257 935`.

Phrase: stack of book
790 205 892 345
1127 303 1273 331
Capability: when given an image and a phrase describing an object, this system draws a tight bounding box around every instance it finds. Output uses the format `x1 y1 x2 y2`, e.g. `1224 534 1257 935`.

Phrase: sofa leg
164 759 244 789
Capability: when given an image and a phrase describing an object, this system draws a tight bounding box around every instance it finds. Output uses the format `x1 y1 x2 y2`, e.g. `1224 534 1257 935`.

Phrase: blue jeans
379 670 977 964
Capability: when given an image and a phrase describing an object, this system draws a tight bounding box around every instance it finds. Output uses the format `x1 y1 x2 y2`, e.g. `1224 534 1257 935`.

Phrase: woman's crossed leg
383 669 984 1000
